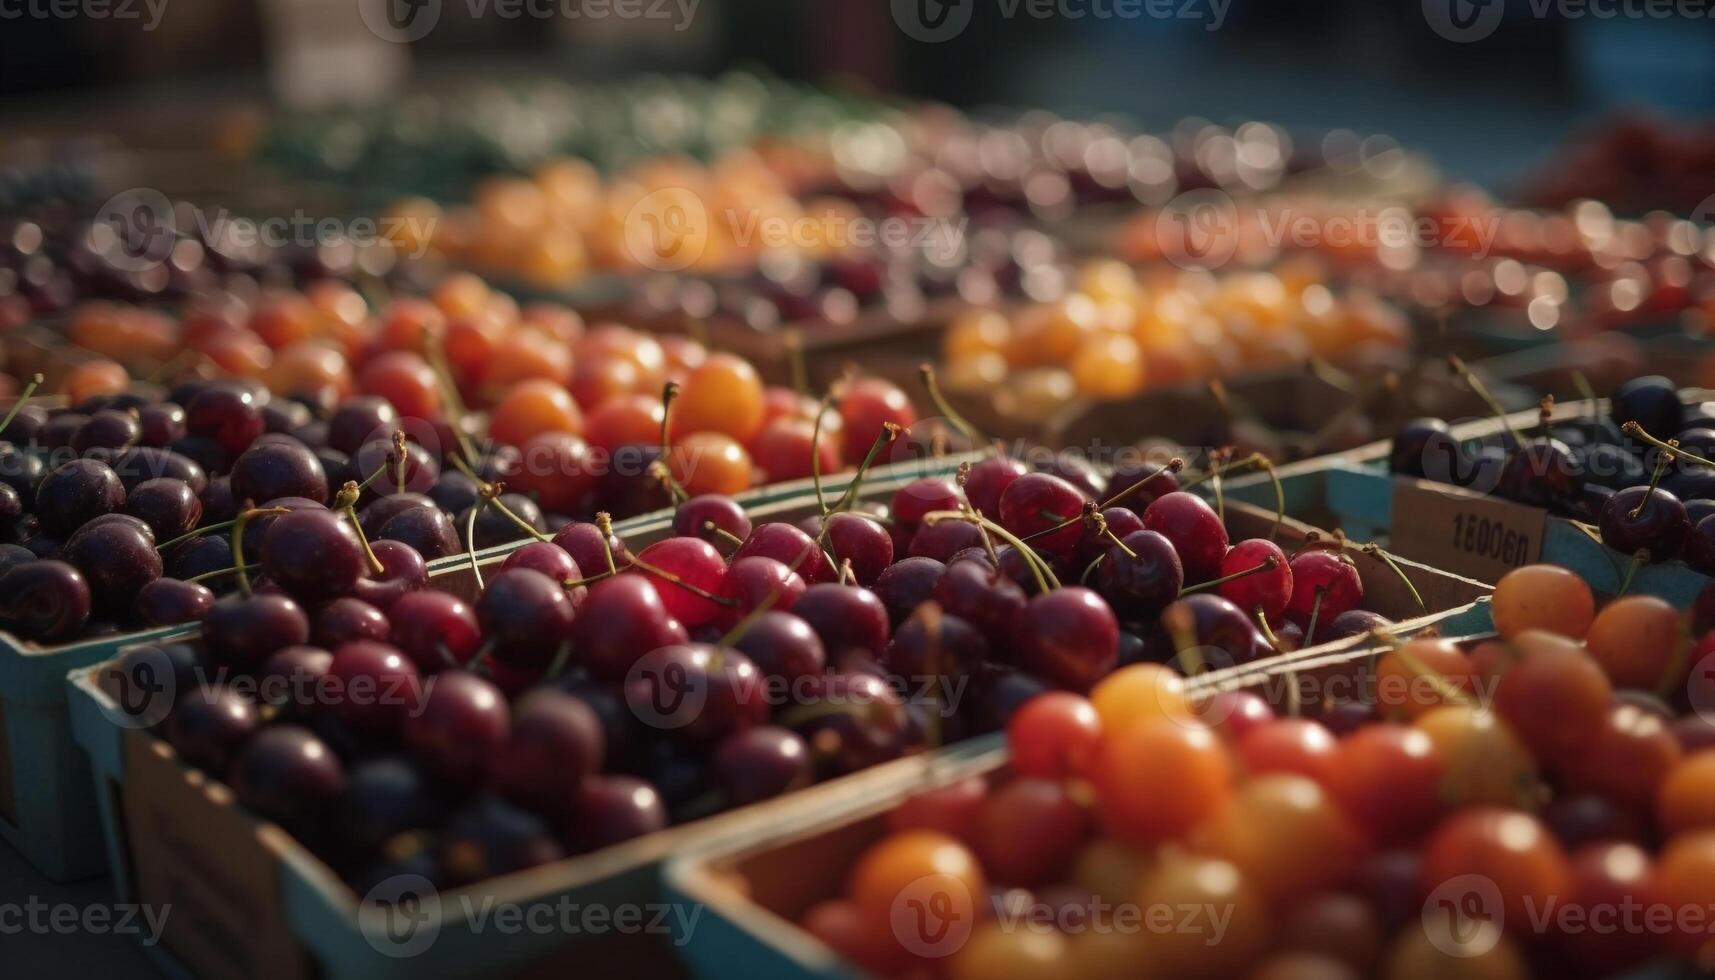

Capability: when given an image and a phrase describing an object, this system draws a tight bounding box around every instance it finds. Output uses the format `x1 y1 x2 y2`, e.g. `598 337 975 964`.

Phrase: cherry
964 456 1028 518
499 541 580 582
376 506 460 560
64 516 162 615
1094 528 1183 621
672 495 752 554
339 757 445 857
350 539 428 609
812 511 894 586
713 726 812 805
438 796 564 885
571 776 667 851
227 725 346 839
932 558 1027 651
229 439 329 507
1582 442 1647 491
1218 539 1292 622
477 568 577 668
892 478 963 529
906 518 987 563
787 671 908 776
203 593 310 670
1286 550 1363 624
883 609 988 682
1142 491 1228 583
730 610 826 683
327 640 423 735
838 377 916 464
35 457 125 537
551 521 631 575
792 583 891 660
626 643 767 741
353 437 439 498
458 493 546 550
326 395 398 455
388 590 480 672
511 433 598 516
166 684 259 773
137 402 186 446
166 534 233 584
261 509 369 603
133 578 214 627
1691 514 1715 573
999 472 1089 556
492 690 605 819
1016 586 1119 690
429 471 482 515
185 383 265 455
873 556 946 627
404 671 509 787
1037 453 1109 500
718 556 806 624
731 522 834 583
312 597 389 649
70 408 139 453
1072 506 1145 573
1163 593 1267 667
572 575 689 681
1389 417 1462 480
1322 609 1393 643
635 537 729 629
1599 484 1689 560
1611 375 1682 447
124 477 202 539
1498 436 1583 508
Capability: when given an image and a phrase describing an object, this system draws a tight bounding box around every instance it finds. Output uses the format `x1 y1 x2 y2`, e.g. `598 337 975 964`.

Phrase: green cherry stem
919 363 988 449
0 373 43 438
1177 555 1278 598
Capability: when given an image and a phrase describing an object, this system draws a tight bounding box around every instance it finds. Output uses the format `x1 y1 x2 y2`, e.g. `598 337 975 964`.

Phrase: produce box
61 458 1486 979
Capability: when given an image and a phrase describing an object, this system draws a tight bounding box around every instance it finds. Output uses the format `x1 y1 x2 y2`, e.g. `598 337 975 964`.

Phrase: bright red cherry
1218 539 1293 622
1142 491 1228 584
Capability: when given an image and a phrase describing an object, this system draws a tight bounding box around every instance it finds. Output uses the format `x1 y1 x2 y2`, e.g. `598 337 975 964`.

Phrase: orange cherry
488 379 584 448
583 394 666 453
669 353 765 444
266 340 353 404
62 358 129 406
510 431 598 516
569 354 644 412
248 291 322 350
200 328 273 377
431 272 491 321
376 297 446 353
669 432 753 497
520 303 585 345
359 350 443 420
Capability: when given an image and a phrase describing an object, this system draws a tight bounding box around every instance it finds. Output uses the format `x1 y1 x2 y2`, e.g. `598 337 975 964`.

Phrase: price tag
1389 477 1545 585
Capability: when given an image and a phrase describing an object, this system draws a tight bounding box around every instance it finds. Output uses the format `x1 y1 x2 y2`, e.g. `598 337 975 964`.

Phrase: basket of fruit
664 562 1715 980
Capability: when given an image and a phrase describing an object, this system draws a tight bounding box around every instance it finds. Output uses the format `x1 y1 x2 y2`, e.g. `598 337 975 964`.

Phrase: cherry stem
829 422 899 516
1362 543 1427 614
464 498 486 591
543 641 574 681
1097 457 1186 510
561 568 620 590
1101 526 1136 559
392 431 410 496
919 363 988 449
478 482 550 542
1303 586 1326 649
810 383 841 517
1255 608 1286 653
1253 608 1301 717
1630 444 1674 520
159 516 244 552
0 373 43 439
1384 640 1474 709
630 556 739 606
1447 354 1522 447
595 513 620 574
1616 548 1649 597
423 326 481 465
837 558 855 586
923 510 1058 592
340 503 387 575
658 381 688 506
229 506 279 597
1570 369 1598 409
1080 553 1105 585
914 601 946 753
1177 451 1268 492
1163 603 1206 677
701 521 746 548
1177 555 1278 597
1257 456 1286 543
186 562 260 585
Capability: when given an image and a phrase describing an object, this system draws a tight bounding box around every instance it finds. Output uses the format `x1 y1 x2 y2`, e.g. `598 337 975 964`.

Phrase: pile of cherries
1392 374 1715 571
804 562 1715 979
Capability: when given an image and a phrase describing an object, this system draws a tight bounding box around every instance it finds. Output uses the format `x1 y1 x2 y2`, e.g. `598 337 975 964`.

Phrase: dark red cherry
113 445 207 494
713 726 812 805
229 439 329 507
477 568 577 668
35 457 125 538
133 577 214 627
0 559 91 642
1016 586 1119 691
1689 514 1715 574
124 477 202 539
672 495 752 554
405 671 509 788
634 537 729 629
165 534 233 585
339 757 445 857
551 521 631 576
1285 550 1364 623
64 516 162 615
1095 528 1183 621
491 690 605 819
349 539 427 609
624 643 768 741
1141 491 1228 583
931 558 1026 652
1218 539 1292 622
730 610 825 683
353 437 438 497
718 556 806 625
964 456 1029 518
907 518 986 563
389 591 480 672
458 493 545 550
731 523 834 583
227 725 346 838
202 593 311 671
572 575 689 681
873 556 945 627
499 541 580 582
809 511 894 585
70 408 140 454
999 472 1089 556
261 509 369 602
166 684 259 773
786 672 908 777
1320 609 1392 644
312 597 390 648
791 583 890 660
1162 593 1264 668
376 506 460 560
884 609 989 681
1599 484 1690 560
1105 459 1181 510
571 776 667 851
326 396 398 455
438 795 564 885
891 477 963 528
1072 506 1146 573
327 640 423 735
137 402 186 447
185 383 265 456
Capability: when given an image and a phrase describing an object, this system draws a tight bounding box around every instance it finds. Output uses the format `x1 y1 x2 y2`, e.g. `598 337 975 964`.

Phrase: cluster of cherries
1392 374 1715 571
805 562 1715 979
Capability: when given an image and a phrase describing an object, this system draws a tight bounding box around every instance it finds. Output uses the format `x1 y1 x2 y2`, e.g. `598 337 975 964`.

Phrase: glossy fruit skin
1094 720 1232 842
837 377 916 464
788 671 908 777
186 384 265 456
730 610 824 684
792 584 891 660
817 512 894 586
1375 638 1474 720
1142 491 1228 583
712 726 813 806
905 518 985 564
634 537 729 630
572 575 689 681
1599 485 1690 560
731 523 833 583
376 506 460 560
1285 550 1363 624
1195 773 1368 902
477 568 577 669
1008 692 1102 780
227 725 346 839
202 593 310 671
883 610 988 687
1389 417 1458 478
1104 458 1181 511
492 691 605 819
326 396 399 455
261 509 369 603
1162 593 1265 668
672 495 752 555
1491 630 1613 765
1419 807 1572 936
229 440 329 507
64 517 162 616
571 775 668 851
931 558 1026 652
998 472 1089 557
1569 702 1683 809
847 829 984 947
1327 724 1446 845
124 478 203 539
1491 563 1595 639
35 458 126 538
873 557 945 627
976 777 1090 887
1497 437 1583 509
964 456 1029 518
404 671 509 788
1016 586 1119 691
1218 538 1293 622
351 539 428 610
890 478 962 529
1612 375 1682 445
1095 528 1182 621
551 521 630 576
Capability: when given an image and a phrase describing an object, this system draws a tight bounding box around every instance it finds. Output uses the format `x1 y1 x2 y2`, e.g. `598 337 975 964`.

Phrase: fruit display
780 563 1715 978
